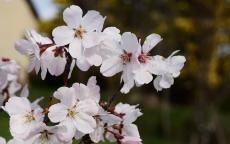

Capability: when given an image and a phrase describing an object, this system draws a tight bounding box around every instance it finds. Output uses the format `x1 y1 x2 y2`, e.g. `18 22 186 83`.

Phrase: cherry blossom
48 86 99 140
3 97 44 140
15 30 53 79
52 5 105 71
100 32 140 94
151 50 186 91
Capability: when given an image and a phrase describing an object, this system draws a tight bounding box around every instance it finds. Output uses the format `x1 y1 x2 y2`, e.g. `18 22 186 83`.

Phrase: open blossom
52 5 105 71
0 58 21 107
41 46 67 77
24 123 70 144
15 30 53 79
48 86 99 141
0 58 20 90
89 107 122 143
106 103 142 144
100 32 140 94
3 97 44 140
133 34 162 85
152 50 186 91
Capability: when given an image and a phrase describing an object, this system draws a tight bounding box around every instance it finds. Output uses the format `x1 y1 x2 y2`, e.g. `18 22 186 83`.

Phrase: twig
63 50 73 86
107 82 124 107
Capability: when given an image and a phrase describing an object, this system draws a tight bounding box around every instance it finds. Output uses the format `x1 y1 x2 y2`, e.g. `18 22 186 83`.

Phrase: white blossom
3 97 44 140
100 32 140 94
152 50 186 91
52 5 105 71
15 30 53 79
48 85 99 141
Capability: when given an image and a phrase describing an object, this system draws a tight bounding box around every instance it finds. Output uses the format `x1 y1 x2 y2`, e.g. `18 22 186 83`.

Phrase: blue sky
31 0 59 20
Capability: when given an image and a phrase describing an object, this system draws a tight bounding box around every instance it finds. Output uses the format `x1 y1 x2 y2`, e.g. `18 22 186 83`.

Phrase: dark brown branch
107 82 124 108
63 50 73 86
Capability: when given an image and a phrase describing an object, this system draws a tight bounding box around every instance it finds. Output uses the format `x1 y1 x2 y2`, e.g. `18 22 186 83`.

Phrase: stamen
138 52 150 64
75 26 86 39
120 51 132 64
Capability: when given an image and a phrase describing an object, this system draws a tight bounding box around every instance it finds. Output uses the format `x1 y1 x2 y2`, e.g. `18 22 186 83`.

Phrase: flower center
24 112 35 123
67 108 77 118
52 47 65 57
37 43 54 56
138 52 150 64
75 26 86 39
120 51 132 64
1 57 10 62
40 130 53 142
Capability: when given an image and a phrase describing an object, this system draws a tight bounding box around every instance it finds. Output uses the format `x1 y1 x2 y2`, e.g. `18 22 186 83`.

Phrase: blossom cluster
0 5 186 144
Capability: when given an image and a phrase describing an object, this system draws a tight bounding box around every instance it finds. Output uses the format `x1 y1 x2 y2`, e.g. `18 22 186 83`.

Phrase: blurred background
0 0 230 144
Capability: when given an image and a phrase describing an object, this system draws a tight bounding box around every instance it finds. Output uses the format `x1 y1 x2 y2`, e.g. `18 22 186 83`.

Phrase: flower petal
69 38 82 59
142 33 162 53
100 56 123 77
63 5 83 28
73 113 96 134
121 32 140 53
52 26 75 46
82 10 105 32
48 103 68 123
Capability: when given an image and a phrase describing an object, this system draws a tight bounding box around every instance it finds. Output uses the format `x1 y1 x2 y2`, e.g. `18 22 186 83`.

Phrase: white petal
149 55 166 75
167 55 186 77
87 76 100 102
100 56 123 77
89 126 104 143
82 32 101 48
15 40 33 55
52 26 75 46
159 74 174 89
4 97 31 115
68 59 75 79
53 87 76 107
63 5 83 28
76 58 91 71
48 103 68 123
134 68 153 85
142 33 162 53
153 76 163 91
69 38 82 59
20 84 29 98
82 10 105 32
121 32 140 53
0 137 6 144
103 27 121 41
73 113 96 134
76 99 99 115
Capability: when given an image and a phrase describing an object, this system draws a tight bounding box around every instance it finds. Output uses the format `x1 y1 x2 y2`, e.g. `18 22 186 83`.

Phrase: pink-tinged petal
15 40 33 55
63 5 83 28
103 27 121 41
28 57 36 73
53 87 76 107
48 103 68 123
87 76 100 102
82 10 105 32
4 97 31 115
69 38 82 59
76 99 99 115
76 58 91 71
20 84 29 98
100 57 123 77
82 32 101 48
89 125 104 143
73 112 96 134
121 32 140 53
34 58 41 74
142 33 162 53
72 83 89 101
52 26 75 46
58 121 76 142
122 124 141 140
